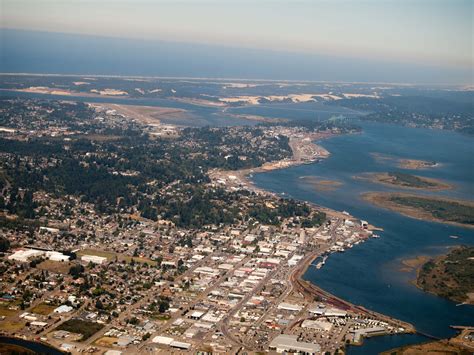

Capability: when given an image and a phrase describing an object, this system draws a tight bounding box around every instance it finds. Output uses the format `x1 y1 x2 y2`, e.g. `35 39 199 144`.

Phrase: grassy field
56 318 104 341
30 303 56 316
77 248 156 266
0 306 18 317
0 320 25 332
0 300 21 317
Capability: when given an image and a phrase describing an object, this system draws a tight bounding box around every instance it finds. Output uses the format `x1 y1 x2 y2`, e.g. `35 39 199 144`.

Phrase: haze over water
252 121 474 353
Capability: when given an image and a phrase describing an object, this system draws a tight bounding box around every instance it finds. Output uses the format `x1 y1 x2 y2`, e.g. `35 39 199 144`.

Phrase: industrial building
81 254 107 264
269 334 321 354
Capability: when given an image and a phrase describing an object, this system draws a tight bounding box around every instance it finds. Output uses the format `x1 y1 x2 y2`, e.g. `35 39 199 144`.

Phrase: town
0 97 413 354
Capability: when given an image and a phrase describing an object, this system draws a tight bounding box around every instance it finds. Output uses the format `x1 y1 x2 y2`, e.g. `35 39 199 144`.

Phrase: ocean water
252 122 474 354
2 29 469 84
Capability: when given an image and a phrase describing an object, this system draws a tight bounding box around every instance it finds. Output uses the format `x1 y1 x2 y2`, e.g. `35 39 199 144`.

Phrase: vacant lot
30 303 56 316
56 319 104 341
37 260 73 274
0 320 25 332
94 336 119 347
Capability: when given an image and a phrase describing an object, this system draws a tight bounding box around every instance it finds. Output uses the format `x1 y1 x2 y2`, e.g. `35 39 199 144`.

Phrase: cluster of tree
157 187 240 228
69 264 85 278
148 295 171 313
2 187 36 219
248 198 325 227
0 236 10 252
417 246 474 303
301 211 327 228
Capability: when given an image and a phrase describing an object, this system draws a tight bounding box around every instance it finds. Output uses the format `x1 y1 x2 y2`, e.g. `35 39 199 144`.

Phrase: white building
152 335 174 345
54 305 73 314
8 249 44 262
277 302 303 312
269 334 321 354
9 249 70 262
46 251 70 262
81 255 107 264
288 254 304 266
302 319 333 332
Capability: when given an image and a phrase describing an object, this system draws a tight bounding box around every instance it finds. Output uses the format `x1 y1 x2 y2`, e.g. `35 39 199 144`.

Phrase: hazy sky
1 0 472 83
3 0 472 67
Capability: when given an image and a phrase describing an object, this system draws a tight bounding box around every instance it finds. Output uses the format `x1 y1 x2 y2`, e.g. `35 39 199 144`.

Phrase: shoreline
210 131 331 195
210 131 383 224
288 249 417 350
211 130 416 348
292 250 416 331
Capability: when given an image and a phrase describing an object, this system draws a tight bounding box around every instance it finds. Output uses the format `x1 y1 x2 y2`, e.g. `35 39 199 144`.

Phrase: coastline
210 130 417 348
209 131 331 196
292 250 416 333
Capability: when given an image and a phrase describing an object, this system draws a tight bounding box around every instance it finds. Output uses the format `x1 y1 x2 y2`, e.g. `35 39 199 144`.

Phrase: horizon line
0 72 470 88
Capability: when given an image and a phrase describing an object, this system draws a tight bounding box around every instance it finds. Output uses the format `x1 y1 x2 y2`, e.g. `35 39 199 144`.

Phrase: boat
449 235 459 239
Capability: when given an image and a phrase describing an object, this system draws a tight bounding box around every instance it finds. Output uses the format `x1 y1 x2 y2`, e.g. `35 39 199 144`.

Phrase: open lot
56 318 104 341
30 303 56 316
